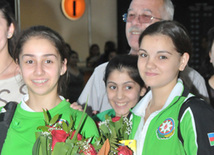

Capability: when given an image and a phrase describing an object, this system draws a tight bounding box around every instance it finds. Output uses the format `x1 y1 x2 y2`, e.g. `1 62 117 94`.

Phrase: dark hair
139 20 192 57
0 0 18 57
14 25 70 95
207 27 214 54
199 27 214 79
104 55 145 88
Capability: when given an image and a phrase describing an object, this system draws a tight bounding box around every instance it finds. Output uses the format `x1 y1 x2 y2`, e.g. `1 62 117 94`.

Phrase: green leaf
49 114 60 126
62 121 69 133
40 135 49 155
43 109 50 125
37 126 49 132
32 136 41 155
52 142 71 155
70 97 88 142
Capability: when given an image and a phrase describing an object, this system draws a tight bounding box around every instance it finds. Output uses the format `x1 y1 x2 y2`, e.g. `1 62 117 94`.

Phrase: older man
77 0 209 115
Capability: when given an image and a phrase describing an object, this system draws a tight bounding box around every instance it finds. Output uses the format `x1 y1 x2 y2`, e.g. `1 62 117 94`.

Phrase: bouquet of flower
32 105 96 155
94 115 135 155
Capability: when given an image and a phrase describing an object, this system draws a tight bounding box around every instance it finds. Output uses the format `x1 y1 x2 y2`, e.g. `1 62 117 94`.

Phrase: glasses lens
139 14 152 23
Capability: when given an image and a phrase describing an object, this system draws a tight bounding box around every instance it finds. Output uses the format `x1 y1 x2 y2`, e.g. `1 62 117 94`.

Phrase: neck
150 80 177 108
26 92 62 112
129 48 138 55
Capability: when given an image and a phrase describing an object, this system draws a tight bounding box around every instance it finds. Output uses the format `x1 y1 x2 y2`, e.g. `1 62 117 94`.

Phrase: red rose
79 144 97 155
51 130 69 150
70 130 82 140
117 146 132 155
112 116 121 122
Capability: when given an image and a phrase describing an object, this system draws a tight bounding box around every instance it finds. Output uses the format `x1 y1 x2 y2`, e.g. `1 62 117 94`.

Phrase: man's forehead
128 0 163 11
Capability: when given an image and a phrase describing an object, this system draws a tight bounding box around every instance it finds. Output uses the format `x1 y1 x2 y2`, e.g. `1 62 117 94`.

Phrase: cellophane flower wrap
32 103 97 155
94 115 133 155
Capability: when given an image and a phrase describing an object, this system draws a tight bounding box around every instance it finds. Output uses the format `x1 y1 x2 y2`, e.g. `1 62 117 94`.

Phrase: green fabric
93 109 116 122
129 111 141 140
1 100 99 155
131 95 192 155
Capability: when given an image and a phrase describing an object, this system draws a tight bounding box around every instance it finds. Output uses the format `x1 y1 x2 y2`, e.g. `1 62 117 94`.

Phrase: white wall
20 0 117 64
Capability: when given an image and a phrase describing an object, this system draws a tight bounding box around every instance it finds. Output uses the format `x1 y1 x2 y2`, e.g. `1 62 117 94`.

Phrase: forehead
128 0 164 15
21 37 58 54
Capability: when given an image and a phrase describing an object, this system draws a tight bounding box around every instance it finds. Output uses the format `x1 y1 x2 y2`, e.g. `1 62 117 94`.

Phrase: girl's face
209 41 214 66
0 11 14 53
18 37 67 96
106 69 145 117
138 34 188 89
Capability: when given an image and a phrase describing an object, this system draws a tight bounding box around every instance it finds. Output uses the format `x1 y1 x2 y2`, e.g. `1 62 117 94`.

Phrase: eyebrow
107 81 136 85
22 54 57 58
127 8 152 14
139 48 172 55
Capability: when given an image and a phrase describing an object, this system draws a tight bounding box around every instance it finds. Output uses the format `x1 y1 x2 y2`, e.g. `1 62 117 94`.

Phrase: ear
60 59 67 75
7 23 15 39
140 87 147 97
179 53 189 71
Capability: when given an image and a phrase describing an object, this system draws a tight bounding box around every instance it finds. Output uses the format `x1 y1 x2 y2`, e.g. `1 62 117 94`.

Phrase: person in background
93 55 147 122
0 0 27 106
77 0 209 115
131 20 214 155
200 27 214 108
65 49 84 103
86 44 100 68
108 48 118 61
97 41 116 65
0 25 99 155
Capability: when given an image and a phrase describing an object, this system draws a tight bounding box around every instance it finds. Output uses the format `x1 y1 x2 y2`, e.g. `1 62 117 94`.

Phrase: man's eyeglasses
122 13 163 23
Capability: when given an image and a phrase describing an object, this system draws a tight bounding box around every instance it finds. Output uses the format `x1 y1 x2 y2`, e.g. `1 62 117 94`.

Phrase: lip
145 72 158 76
32 79 48 84
115 102 128 107
130 31 141 35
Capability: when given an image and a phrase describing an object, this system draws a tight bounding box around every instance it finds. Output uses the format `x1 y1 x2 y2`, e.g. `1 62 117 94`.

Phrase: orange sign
61 0 86 20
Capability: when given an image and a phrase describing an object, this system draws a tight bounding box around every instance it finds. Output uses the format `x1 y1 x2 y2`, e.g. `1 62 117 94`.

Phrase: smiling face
18 37 67 97
126 0 164 54
138 34 188 89
106 69 143 117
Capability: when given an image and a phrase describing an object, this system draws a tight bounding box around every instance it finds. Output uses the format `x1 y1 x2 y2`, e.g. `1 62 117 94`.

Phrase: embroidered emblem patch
156 118 175 139
208 133 214 146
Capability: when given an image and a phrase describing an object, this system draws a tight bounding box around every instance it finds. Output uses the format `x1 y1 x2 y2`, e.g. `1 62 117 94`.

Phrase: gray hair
162 0 174 20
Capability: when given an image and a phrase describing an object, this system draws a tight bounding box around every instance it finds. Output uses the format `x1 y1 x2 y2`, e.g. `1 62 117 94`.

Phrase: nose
146 57 156 69
116 88 124 99
131 15 141 25
34 62 44 75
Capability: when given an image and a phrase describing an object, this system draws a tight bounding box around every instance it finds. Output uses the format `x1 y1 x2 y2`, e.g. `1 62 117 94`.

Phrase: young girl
93 55 146 121
130 21 214 154
0 0 27 106
0 25 99 154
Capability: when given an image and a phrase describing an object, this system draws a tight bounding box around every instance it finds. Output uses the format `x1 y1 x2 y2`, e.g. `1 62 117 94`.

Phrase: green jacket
1 100 99 155
130 79 214 155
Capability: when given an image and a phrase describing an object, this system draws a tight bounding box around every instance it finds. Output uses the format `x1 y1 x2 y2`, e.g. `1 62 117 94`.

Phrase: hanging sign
61 0 86 20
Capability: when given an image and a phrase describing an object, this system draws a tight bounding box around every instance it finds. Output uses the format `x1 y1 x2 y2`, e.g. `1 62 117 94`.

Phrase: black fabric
0 102 17 152
178 96 214 154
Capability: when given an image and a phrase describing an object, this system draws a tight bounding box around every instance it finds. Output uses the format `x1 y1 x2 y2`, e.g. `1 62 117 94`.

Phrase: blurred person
0 0 27 106
86 44 100 68
65 50 84 103
200 27 214 108
97 41 116 65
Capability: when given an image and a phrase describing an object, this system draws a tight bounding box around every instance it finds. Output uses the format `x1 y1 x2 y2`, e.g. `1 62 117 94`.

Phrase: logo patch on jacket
156 118 175 139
